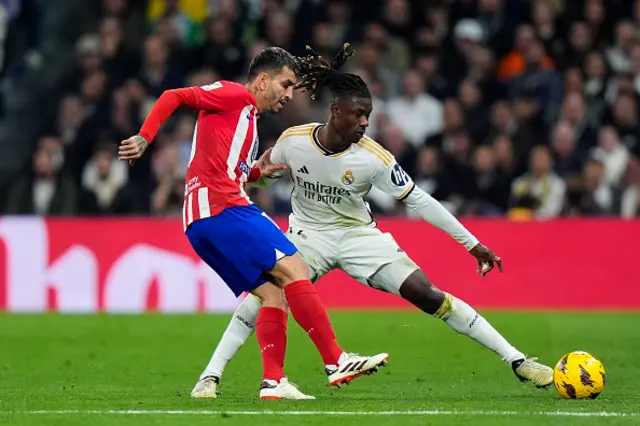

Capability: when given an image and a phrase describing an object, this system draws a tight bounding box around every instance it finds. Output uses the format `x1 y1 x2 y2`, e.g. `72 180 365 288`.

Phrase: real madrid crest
341 170 355 185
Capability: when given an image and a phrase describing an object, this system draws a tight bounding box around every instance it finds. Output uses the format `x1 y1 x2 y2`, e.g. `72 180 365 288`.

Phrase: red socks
256 307 288 381
284 280 343 365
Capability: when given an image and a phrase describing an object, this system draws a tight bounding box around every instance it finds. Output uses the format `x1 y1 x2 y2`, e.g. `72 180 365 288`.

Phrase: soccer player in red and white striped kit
119 47 388 400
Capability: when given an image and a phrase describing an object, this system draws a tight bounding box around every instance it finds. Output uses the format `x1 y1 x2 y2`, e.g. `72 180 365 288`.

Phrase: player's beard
267 87 279 112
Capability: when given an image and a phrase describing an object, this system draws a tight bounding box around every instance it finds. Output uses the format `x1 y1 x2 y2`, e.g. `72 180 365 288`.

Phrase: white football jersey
271 123 416 230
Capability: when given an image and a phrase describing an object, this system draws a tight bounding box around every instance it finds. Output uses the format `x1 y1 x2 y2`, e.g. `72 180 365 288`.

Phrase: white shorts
286 224 419 296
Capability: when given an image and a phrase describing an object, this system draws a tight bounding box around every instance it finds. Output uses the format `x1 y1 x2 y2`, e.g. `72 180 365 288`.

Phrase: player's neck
318 123 351 154
245 82 265 112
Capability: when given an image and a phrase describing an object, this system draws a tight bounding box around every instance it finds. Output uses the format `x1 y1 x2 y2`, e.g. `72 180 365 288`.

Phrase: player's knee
399 269 445 315
251 282 287 311
270 253 310 286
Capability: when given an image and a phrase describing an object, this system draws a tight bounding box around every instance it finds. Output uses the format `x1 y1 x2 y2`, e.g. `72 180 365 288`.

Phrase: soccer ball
553 351 606 399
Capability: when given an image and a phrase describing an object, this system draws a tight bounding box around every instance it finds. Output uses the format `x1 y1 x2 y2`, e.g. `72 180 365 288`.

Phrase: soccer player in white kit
191 45 554 399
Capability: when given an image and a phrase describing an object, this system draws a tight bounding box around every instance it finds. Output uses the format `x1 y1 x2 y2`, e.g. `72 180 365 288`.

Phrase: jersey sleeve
371 156 416 201
270 132 290 165
190 81 251 113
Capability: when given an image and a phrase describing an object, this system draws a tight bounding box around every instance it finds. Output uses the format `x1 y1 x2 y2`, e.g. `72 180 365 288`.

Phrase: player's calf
392 267 553 387
270 254 344 366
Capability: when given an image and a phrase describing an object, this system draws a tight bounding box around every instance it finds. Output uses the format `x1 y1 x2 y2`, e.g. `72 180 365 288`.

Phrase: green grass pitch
0 311 639 425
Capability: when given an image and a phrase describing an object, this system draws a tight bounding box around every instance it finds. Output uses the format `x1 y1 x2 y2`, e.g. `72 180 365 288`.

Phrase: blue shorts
185 205 298 297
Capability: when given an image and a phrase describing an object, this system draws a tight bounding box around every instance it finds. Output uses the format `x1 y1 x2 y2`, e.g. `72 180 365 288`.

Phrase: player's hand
469 243 503 277
255 147 288 178
119 135 149 165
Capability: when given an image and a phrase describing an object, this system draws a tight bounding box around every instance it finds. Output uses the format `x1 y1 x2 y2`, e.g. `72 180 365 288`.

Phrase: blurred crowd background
2 0 640 220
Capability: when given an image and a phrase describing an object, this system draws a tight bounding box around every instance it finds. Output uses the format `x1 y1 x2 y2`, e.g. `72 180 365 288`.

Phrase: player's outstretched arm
401 186 502 276
119 88 199 164
370 155 502 276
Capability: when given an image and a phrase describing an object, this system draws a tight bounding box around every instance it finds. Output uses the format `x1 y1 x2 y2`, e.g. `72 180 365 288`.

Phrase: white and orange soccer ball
553 351 606 399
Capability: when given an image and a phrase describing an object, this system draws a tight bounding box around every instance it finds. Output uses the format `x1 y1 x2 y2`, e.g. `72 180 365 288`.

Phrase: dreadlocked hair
295 43 371 101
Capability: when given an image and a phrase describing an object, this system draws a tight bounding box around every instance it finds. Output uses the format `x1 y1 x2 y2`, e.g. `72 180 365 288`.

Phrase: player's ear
330 102 339 119
258 72 269 91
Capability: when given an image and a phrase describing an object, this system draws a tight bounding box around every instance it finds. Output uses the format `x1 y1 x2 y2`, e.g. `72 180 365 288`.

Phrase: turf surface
0 312 638 425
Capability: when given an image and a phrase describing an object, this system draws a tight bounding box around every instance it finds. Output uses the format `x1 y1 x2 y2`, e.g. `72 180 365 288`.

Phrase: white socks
436 293 524 364
200 295 262 379
201 290 525 381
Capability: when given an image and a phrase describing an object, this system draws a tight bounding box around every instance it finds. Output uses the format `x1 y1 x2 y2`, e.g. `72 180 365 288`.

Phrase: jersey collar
312 125 352 157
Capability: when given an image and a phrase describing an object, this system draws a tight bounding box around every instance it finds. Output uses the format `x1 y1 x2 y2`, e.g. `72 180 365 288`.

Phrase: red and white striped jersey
137 80 263 231
182 81 260 230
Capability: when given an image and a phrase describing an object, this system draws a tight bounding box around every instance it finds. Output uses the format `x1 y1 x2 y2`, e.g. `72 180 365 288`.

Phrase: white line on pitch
4 410 639 417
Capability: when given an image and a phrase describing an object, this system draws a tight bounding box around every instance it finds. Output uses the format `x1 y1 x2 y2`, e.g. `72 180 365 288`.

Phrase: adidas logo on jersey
298 166 309 174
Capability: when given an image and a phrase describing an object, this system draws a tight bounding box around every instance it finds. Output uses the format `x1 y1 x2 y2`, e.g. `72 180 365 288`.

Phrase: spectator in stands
583 0 608 48
55 95 85 147
194 17 244 80
508 39 563 124
355 68 387 140
410 146 454 215
425 98 464 151
621 159 640 218
4 136 78 215
445 19 485 86
471 144 510 216
150 140 184 216
101 0 145 50
531 0 560 59
442 129 477 214
550 121 584 180
414 49 448 100
493 134 516 178
607 92 640 156
139 35 183 99
466 44 503 105
584 51 609 101
562 21 594 70
264 8 293 51
6 0 640 219
148 0 202 48
567 158 616 215
379 0 412 42
100 16 137 88
559 92 598 152
458 79 490 142
511 145 566 219
591 126 631 186
353 41 400 100
606 21 636 73
80 141 135 215
380 125 415 177
497 24 539 83
360 22 410 75
387 68 443 147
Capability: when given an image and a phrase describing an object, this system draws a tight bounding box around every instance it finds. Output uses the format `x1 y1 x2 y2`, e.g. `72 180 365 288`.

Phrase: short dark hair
295 43 371 101
247 46 297 81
